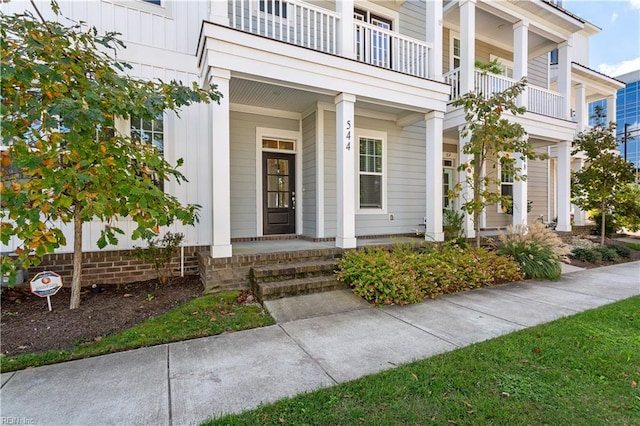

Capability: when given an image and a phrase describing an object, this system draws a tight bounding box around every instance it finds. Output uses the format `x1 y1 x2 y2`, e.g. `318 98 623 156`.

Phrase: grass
204 296 640 425
0 291 275 373
624 241 640 251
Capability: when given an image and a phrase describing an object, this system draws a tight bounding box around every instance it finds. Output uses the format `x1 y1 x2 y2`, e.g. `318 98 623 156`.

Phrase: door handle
291 192 296 209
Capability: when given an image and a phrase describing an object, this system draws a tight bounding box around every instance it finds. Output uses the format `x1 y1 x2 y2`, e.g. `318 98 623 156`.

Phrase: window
259 0 287 18
443 159 455 209
142 0 161 5
130 114 164 189
499 157 514 213
451 36 460 70
358 136 384 209
549 49 558 66
354 8 393 68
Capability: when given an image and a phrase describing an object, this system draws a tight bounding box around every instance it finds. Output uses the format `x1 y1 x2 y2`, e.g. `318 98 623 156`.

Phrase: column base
336 237 357 249
425 232 445 242
211 244 233 259
555 224 572 232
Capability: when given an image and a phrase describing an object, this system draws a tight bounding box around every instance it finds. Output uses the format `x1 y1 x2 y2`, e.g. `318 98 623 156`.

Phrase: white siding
302 113 317 236
324 112 337 237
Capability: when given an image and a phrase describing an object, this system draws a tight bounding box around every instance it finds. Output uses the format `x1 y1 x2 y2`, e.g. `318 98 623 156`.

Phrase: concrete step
251 259 338 283
257 275 348 302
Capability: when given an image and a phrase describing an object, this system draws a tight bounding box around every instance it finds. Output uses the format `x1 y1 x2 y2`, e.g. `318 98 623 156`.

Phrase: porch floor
231 236 423 256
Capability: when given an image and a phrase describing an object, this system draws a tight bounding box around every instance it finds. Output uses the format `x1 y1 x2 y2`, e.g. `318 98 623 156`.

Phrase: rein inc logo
1 418 36 425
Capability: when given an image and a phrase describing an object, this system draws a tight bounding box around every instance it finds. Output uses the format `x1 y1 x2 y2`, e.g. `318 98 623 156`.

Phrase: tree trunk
69 206 83 309
600 201 606 246
474 153 482 248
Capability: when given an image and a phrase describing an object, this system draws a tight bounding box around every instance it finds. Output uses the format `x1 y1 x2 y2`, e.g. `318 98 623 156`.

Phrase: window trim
498 154 514 214
489 54 514 78
449 31 460 71
106 0 174 19
355 129 387 215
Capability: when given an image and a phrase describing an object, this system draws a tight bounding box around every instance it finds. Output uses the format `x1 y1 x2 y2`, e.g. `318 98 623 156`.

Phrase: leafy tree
0 2 221 308
572 107 637 244
451 78 545 247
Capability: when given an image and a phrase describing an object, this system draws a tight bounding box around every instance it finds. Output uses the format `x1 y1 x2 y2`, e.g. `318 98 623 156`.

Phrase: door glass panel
263 139 278 149
268 191 289 208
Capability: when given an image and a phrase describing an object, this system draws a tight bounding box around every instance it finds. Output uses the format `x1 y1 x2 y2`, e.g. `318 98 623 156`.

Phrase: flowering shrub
336 243 523 306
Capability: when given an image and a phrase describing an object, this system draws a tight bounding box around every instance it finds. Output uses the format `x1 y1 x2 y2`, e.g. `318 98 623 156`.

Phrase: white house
1 0 623 289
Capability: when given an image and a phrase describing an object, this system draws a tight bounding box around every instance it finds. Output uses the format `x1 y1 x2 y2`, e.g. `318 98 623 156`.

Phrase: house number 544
345 120 352 151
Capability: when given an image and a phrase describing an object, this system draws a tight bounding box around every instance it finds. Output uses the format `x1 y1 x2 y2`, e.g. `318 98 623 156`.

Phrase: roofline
541 0 601 31
572 62 626 87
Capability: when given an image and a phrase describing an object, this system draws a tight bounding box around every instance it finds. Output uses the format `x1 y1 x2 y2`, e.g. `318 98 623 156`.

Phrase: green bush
594 245 619 262
570 247 602 263
443 209 465 243
336 243 523 306
591 212 617 237
499 242 562 280
612 244 632 259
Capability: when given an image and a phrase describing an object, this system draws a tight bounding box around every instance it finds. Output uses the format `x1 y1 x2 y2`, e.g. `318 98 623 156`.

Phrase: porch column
556 141 572 232
572 158 587 225
513 20 529 108
574 83 587 132
557 39 572 120
209 0 229 26
426 0 443 80
425 111 444 242
607 95 617 124
210 68 232 258
459 0 476 95
335 93 357 249
512 153 528 227
458 127 475 238
337 0 355 59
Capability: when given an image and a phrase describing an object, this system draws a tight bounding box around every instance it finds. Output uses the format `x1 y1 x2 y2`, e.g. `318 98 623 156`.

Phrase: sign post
30 271 63 311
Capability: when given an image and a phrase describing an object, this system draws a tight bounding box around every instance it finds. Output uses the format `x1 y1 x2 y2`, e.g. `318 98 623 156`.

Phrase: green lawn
0 291 275 373
205 296 640 425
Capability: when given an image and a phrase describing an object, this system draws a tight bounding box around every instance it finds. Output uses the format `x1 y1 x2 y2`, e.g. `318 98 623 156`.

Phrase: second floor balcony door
354 8 393 68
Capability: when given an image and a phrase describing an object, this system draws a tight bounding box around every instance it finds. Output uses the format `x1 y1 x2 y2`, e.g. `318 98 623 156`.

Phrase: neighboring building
0 0 622 289
615 70 640 170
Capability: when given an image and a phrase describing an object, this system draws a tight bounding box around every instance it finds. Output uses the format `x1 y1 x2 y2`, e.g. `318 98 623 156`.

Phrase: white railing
229 0 339 54
528 85 564 119
444 67 565 119
443 68 460 99
354 21 431 78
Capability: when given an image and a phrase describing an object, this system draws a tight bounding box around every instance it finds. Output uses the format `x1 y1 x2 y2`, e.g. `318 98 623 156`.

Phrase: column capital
558 37 573 49
425 110 445 121
513 19 529 30
209 67 231 81
335 93 356 105
459 0 477 6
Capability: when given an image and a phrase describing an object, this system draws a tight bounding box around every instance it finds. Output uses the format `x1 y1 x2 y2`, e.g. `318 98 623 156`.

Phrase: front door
263 152 296 235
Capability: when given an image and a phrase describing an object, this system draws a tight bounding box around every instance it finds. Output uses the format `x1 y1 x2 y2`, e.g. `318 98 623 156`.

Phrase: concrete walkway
1 262 639 426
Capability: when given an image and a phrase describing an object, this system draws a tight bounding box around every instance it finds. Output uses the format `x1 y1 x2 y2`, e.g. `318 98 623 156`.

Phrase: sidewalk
1 261 639 426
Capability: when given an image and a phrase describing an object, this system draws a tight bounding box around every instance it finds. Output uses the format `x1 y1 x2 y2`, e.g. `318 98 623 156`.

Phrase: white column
512 154 528 227
557 39 572 120
513 20 529 108
210 0 229 26
337 0 355 59
335 93 357 249
458 127 475 238
425 111 444 242
210 68 232 258
426 0 443 80
459 0 476 94
556 141 572 232
572 158 586 225
574 83 587 132
316 105 325 238
607 95 617 124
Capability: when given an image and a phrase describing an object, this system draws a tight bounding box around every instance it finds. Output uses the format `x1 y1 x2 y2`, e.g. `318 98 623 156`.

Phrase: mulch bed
1 275 203 356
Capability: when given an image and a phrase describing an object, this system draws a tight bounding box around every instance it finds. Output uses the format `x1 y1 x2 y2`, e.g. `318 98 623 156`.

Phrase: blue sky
564 0 640 77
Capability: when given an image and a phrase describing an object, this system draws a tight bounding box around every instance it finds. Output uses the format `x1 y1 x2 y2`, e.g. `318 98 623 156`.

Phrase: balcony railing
443 68 565 119
227 0 430 78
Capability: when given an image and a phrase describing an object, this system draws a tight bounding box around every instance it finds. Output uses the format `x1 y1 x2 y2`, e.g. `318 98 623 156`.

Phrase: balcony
444 68 565 119
227 0 432 79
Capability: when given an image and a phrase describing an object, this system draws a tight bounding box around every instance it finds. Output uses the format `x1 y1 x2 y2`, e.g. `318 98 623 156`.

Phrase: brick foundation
27 245 208 287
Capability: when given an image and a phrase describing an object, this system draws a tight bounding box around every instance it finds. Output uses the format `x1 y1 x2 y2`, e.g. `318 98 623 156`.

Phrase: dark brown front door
263 152 295 235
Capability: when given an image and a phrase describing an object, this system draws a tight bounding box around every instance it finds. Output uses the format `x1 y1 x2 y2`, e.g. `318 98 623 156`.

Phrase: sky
563 0 640 77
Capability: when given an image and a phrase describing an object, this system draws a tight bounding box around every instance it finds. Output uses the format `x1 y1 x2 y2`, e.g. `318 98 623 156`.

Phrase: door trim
255 127 302 237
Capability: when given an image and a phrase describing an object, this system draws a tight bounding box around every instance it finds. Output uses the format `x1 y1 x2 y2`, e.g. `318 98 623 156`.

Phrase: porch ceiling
230 77 417 118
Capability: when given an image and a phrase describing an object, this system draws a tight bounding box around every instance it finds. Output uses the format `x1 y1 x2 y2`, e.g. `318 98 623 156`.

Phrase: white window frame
497 154 514 213
489 54 514 78
356 129 387 214
107 0 174 19
443 155 456 210
450 31 460 71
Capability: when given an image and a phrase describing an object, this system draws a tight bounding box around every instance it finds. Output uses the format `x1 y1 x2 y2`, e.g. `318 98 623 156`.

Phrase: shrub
611 244 632 259
336 243 523 305
591 212 617 237
443 209 465 243
570 247 602 263
131 232 184 285
593 245 619 262
497 223 570 280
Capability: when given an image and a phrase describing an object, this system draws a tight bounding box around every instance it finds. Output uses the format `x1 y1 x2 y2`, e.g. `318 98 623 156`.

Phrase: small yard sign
30 271 63 311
